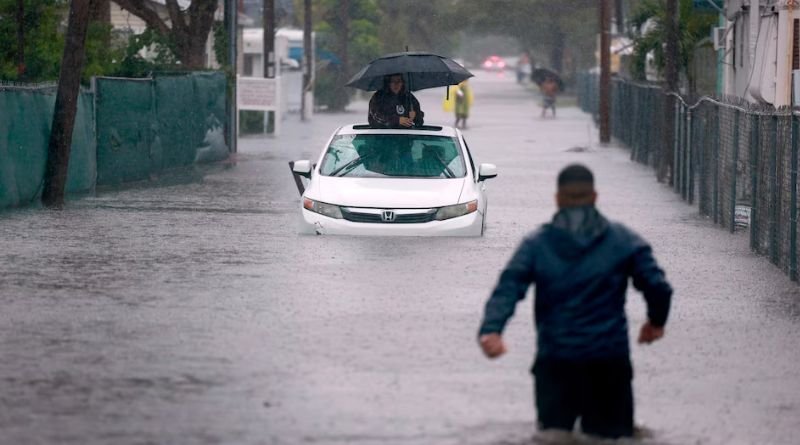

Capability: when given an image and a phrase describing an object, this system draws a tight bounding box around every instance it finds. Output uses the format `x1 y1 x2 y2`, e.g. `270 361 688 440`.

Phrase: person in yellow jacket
443 80 474 129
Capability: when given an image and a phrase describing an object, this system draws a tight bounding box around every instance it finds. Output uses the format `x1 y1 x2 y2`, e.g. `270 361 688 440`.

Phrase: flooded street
1 72 799 445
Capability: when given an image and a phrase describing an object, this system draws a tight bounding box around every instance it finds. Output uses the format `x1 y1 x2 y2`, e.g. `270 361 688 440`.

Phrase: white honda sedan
291 124 497 236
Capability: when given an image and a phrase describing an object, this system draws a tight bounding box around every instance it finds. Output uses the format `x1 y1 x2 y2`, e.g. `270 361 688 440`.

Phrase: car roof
337 124 459 138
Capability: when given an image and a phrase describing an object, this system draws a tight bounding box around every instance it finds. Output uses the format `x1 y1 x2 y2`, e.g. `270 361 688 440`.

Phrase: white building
723 0 800 106
241 28 307 77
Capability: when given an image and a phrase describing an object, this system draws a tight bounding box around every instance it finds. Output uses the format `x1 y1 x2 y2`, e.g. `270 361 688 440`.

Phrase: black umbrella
345 51 473 91
531 68 564 90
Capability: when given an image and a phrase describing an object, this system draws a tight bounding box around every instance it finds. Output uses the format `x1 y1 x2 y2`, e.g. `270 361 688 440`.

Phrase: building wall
110 3 153 34
724 0 800 106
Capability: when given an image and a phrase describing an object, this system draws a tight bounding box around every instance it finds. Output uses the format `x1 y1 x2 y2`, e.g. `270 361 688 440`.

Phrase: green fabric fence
0 86 95 209
0 71 228 210
96 72 228 186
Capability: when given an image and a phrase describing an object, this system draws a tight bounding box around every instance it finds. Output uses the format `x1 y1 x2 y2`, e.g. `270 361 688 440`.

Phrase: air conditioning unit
713 27 727 51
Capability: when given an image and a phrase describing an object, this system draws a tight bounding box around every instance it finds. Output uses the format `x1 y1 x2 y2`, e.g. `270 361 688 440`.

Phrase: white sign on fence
237 75 281 135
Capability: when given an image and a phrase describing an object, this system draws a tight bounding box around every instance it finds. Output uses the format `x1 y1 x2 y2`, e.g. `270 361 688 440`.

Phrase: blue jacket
479 206 672 361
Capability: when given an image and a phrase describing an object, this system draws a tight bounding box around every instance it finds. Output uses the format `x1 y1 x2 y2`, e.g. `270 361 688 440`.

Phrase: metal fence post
770 115 779 264
791 114 798 281
689 108 697 205
685 108 693 202
731 109 740 233
750 114 759 245
674 101 682 193
713 105 720 223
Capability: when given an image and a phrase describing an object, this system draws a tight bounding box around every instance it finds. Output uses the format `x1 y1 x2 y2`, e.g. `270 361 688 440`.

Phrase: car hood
313 176 466 208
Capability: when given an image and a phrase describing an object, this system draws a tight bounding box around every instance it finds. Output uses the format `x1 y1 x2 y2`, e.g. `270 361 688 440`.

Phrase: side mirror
478 163 497 181
292 160 312 179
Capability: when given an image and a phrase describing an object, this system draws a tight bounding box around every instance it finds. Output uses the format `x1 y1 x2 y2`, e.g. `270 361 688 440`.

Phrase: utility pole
42 0 91 208
225 0 238 153
661 0 679 183
337 0 350 110
263 0 275 132
263 0 275 78
614 0 624 35
599 0 611 144
301 0 312 121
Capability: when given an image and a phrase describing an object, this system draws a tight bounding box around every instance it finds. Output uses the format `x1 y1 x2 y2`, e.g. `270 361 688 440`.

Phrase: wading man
478 164 672 439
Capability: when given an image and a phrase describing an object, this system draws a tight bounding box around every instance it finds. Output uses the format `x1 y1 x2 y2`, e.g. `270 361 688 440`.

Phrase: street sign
236 75 282 135
237 76 278 110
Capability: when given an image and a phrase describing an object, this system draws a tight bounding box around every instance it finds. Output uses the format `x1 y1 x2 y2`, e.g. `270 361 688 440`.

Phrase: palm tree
628 0 716 96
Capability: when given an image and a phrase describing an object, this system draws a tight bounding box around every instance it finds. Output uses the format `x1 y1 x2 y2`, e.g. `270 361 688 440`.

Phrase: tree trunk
90 0 111 22
16 0 25 79
301 0 312 120
661 0 679 184
90 0 112 48
177 40 207 69
113 0 217 69
614 0 624 34
599 0 611 144
42 0 91 208
330 0 350 111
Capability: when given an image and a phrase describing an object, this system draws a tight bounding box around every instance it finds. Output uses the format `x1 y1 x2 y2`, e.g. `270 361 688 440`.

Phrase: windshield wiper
329 153 373 177
431 152 455 178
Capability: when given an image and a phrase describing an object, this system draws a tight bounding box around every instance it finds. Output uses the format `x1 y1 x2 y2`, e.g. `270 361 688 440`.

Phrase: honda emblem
381 210 396 222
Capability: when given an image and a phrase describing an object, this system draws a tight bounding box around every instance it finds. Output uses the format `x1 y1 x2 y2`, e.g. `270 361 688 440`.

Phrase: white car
291 124 497 236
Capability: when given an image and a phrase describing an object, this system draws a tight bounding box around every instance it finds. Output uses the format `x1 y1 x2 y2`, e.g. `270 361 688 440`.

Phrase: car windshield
319 134 466 178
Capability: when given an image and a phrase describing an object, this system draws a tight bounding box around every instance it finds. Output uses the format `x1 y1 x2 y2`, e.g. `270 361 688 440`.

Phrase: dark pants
532 357 634 439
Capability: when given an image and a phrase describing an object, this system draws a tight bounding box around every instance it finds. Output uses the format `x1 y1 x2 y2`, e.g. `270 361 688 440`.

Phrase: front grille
342 210 382 223
341 208 437 224
395 212 436 223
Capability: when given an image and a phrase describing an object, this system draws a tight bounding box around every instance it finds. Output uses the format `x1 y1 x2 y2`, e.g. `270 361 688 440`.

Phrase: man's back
479 205 672 360
532 211 669 359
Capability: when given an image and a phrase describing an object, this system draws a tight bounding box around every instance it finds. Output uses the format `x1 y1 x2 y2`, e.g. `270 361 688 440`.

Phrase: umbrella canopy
531 68 564 90
346 52 473 91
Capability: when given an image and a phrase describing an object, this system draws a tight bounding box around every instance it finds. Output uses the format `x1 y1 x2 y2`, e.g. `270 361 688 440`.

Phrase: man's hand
398 116 413 127
479 333 507 359
408 110 417 121
638 321 665 344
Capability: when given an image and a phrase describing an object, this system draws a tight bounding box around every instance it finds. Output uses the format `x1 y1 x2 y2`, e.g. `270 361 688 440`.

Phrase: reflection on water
455 421 690 445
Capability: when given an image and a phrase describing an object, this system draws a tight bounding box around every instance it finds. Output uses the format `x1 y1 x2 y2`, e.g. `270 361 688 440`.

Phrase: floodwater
1 71 799 445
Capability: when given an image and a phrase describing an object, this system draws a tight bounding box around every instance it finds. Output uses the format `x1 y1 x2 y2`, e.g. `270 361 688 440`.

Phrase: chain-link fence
578 73 799 283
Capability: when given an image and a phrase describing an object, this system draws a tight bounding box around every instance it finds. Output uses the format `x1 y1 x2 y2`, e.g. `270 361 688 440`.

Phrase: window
244 54 255 76
320 134 466 178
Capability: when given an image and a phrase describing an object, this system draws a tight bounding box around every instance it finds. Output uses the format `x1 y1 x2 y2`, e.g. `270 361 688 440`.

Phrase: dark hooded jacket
479 205 672 361
368 79 425 128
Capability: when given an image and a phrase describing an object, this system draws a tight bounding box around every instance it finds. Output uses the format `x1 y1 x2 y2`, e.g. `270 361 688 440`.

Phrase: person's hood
546 205 609 259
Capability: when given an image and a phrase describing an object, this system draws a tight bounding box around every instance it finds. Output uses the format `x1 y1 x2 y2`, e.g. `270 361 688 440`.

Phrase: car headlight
435 200 478 221
303 198 343 219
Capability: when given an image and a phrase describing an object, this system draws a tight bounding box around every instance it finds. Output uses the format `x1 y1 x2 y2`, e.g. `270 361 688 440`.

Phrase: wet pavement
1 71 799 445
